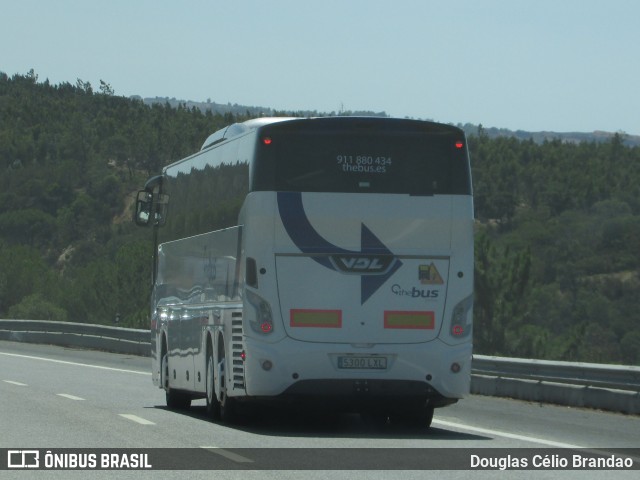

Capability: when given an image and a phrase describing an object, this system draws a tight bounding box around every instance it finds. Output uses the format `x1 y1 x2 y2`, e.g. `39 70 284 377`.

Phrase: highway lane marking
436 420 640 464
0 351 150 375
3 380 28 386
57 393 85 401
119 414 156 425
200 447 254 463
433 419 585 449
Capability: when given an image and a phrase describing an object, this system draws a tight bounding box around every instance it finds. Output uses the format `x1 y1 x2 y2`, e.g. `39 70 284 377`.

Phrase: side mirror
134 190 153 226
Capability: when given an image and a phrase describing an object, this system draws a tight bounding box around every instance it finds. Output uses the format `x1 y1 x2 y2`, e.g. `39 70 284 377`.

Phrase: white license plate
338 356 387 370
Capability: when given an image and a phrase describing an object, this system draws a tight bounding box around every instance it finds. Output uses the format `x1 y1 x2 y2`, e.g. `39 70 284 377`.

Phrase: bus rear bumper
277 378 457 410
239 336 471 406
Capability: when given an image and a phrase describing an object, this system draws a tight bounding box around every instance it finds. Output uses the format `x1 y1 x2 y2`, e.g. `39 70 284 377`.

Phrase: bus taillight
449 296 473 340
246 289 275 334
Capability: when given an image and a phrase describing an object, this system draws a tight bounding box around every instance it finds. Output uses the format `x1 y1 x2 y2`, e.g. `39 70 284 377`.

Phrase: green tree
474 231 532 355
8 293 68 321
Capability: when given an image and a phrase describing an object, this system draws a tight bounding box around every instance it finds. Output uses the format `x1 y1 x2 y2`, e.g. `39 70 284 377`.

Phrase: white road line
119 414 156 425
56 393 85 401
200 447 254 463
3 380 28 386
435 420 640 464
432 419 586 449
0 351 150 375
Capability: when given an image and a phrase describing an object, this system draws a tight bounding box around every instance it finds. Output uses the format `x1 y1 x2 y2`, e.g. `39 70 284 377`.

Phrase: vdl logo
7 450 40 469
330 254 398 275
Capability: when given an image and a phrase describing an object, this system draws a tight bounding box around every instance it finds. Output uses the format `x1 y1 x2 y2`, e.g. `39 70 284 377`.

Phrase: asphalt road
1 340 638 479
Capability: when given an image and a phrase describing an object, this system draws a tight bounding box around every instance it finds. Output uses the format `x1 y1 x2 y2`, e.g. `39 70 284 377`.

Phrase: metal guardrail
1 319 638 414
472 355 640 393
471 354 640 415
0 319 150 357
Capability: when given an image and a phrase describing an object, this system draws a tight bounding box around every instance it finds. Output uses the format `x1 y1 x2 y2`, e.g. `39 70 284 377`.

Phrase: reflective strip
290 309 342 328
384 311 435 329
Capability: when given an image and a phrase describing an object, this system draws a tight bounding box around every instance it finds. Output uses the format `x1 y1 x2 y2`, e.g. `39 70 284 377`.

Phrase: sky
1 0 639 135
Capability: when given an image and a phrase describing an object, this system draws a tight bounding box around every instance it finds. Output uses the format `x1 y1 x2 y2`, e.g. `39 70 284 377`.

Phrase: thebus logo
330 255 397 275
8 450 40 469
391 284 439 299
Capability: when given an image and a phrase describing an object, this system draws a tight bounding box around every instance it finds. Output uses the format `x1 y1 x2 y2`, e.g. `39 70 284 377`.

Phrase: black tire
361 411 389 429
420 405 435 428
166 389 191 410
389 405 434 429
205 351 220 420
161 350 170 390
217 354 236 423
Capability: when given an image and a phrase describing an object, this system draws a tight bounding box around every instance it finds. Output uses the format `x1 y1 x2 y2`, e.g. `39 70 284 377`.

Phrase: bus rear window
255 130 470 195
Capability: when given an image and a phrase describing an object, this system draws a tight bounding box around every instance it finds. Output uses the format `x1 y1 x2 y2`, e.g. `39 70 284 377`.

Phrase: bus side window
246 257 258 288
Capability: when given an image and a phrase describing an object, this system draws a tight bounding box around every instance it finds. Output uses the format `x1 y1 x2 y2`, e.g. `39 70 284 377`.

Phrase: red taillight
240 351 246 361
262 137 272 145
260 322 273 333
452 325 464 336
455 141 464 149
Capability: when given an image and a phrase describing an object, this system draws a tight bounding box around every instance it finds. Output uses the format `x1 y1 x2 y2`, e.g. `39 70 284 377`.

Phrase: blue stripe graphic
277 191 401 304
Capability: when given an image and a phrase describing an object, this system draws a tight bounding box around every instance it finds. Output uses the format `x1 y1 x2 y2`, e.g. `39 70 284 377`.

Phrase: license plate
338 356 387 370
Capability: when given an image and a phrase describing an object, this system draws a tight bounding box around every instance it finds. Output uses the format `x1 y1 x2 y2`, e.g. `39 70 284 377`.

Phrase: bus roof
201 116 463 151
201 117 297 150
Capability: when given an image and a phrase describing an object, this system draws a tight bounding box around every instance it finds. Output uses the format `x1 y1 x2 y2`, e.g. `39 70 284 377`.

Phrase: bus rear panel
240 118 473 411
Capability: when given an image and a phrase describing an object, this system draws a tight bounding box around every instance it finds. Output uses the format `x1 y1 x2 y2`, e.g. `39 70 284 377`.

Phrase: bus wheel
162 352 191 410
389 405 434 429
361 411 389 429
421 405 435 428
217 353 236 423
206 351 220 420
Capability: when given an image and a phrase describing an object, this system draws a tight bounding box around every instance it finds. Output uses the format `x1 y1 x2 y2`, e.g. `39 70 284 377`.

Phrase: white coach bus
135 116 474 427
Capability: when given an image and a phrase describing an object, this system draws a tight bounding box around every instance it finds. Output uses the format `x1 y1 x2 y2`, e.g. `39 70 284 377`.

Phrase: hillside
141 96 640 147
0 71 639 364
460 124 640 148
138 96 389 120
